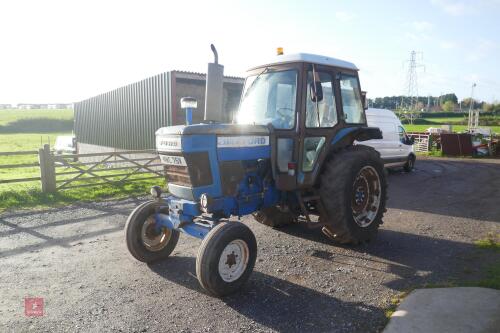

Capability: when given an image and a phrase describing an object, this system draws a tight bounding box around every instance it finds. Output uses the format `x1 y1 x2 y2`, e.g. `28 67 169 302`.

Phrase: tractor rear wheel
252 206 294 228
319 145 387 244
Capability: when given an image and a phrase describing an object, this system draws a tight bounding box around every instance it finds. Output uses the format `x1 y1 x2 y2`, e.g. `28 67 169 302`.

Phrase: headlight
200 193 210 212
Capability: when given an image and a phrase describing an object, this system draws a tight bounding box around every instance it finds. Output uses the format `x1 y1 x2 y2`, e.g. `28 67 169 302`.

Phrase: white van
363 108 416 171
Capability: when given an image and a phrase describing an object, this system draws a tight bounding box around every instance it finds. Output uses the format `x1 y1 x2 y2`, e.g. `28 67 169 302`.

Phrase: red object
440 133 473 156
25 297 44 317
287 162 296 170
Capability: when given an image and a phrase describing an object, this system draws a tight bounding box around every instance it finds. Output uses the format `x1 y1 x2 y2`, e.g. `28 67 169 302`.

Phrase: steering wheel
274 107 294 128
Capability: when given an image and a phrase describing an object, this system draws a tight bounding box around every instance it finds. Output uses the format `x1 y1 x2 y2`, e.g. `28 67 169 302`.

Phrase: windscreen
236 69 297 129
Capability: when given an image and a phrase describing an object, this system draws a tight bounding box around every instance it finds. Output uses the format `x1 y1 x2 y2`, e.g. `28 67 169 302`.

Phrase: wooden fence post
39 144 56 193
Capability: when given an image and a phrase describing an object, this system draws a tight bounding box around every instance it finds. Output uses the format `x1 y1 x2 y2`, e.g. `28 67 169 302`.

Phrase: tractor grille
162 152 212 187
163 164 191 187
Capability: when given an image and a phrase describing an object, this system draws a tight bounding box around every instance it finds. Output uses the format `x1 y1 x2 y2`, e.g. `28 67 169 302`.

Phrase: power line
401 50 425 111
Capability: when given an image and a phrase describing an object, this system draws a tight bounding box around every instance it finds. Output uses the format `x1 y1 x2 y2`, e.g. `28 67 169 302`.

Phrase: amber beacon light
277 47 284 55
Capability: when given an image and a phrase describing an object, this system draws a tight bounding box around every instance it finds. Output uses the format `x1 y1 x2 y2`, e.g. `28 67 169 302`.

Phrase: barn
74 70 244 153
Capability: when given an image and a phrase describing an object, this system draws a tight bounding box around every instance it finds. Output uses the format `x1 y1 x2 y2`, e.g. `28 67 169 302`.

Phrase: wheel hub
218 239 249 282
354 186 367 206
351 166 382 228
141 216 172 252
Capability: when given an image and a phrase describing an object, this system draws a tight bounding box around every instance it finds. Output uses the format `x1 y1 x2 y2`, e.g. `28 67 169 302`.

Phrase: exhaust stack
204 44 224 122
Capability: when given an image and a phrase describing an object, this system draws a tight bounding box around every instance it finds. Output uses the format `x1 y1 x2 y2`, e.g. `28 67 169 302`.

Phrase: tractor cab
236 53 375 190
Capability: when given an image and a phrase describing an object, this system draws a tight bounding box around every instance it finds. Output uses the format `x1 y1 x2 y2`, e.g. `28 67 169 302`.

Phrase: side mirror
407 136 415 145
309 81 323 103
361 91 368 110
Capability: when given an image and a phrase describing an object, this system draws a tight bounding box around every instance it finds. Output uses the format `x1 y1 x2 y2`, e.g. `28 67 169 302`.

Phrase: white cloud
404 20 433 43
466 38 498 62
463 73 480 83
431 0 467 16
412 21 433 32
440 41 457 49
335 11 355 22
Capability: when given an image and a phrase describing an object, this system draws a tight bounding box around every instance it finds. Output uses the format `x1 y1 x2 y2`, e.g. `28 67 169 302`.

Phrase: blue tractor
125 50 387 296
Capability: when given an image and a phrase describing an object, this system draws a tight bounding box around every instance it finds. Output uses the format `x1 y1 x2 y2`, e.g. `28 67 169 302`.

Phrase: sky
1 0 499 104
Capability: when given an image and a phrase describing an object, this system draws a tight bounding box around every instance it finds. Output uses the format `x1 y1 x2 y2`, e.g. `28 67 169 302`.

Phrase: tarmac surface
384 287 500 333
1 157 499 332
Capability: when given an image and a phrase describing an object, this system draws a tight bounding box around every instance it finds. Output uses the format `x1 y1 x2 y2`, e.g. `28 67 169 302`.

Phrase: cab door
270 65 302 191
297 64 340 187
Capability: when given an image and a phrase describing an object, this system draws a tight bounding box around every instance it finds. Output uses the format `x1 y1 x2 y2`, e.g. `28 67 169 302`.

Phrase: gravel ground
1 157 499 333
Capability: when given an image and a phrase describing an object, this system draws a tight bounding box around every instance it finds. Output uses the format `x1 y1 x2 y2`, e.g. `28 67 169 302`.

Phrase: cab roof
248 53 358 71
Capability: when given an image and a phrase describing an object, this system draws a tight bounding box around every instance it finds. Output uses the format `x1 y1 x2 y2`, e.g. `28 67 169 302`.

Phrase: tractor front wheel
125 201 179 263
196 222 257 297
320 145 387 244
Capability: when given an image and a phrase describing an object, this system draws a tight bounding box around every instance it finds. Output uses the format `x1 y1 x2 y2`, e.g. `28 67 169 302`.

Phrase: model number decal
217 136 269 148
156 136 181 151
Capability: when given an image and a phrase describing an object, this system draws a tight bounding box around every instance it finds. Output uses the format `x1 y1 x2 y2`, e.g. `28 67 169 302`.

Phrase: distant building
47 103 73 109
17 104 33 109
14 103 73 110
0 104 12 109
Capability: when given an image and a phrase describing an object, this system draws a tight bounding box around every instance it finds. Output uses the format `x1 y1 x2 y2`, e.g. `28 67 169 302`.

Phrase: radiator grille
162 152 212 187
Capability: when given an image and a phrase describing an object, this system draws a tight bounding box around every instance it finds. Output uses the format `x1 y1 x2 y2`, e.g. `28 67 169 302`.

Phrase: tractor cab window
306 71 337 128
340 75 365 124
237 69 297 129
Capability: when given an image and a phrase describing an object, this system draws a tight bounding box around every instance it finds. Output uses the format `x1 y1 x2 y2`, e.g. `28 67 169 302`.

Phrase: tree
442 101 455 112
482 103 494 112
461 98 472 108
440 93 458 105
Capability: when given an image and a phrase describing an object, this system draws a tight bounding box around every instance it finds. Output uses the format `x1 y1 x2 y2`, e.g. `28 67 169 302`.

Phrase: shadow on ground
276 223 479 291
0 198 142 258
149 256 386 332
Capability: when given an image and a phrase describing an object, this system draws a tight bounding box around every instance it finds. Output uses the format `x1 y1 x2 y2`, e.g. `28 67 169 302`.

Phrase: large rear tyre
252 206 294 228
125 200 179 263
196 222 257 297
320 145 387 244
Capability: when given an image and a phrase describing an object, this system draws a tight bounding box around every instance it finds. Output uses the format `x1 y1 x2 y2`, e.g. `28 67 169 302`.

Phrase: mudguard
331 126 382 149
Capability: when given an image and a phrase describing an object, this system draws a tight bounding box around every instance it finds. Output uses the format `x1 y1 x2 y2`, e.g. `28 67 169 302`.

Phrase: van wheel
404 154 416 172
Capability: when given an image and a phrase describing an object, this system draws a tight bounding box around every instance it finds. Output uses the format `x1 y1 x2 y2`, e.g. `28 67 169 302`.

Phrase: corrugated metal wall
74 72 172 150
74 71 244 150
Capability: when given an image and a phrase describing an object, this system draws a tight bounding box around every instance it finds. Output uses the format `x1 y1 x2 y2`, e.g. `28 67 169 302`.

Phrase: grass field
0 108 161 211
405 124 500 133
0 108 74 126
0 109 74 187
403 115 500 134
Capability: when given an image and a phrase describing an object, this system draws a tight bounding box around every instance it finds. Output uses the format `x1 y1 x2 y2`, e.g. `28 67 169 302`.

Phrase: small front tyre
196 222 257 297
125 200 179 263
